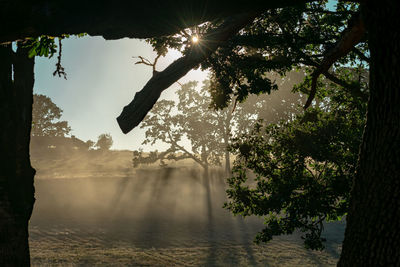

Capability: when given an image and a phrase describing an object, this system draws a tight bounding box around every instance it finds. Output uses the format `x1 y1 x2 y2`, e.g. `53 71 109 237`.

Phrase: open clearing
29 168 344 266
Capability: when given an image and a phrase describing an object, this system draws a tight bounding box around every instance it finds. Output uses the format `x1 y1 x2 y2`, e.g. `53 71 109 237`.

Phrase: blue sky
34 37 207 150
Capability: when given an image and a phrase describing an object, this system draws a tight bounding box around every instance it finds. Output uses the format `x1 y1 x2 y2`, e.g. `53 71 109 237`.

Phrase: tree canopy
134 75 304 173
225 67 368 250
95 133 113 151
133 81 227 172
116 1 367 134
31 94 71 137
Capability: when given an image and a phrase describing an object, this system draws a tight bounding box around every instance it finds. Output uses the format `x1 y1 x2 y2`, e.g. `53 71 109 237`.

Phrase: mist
29 132 344 266
27 70 346 265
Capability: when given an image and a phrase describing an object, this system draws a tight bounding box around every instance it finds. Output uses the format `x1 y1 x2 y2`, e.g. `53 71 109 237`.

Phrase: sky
34 36 208 150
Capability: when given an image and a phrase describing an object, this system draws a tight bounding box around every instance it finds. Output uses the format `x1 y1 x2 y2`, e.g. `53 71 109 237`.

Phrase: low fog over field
27 67 349 266
31 168 263 247
29 151 344 266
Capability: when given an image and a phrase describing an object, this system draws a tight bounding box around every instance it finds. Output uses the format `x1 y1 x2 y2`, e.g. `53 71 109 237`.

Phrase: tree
337 3 400 265
31 94 71 137
134 82 225 176
0 0 399 265
0 43 35 266
85 140 95 150
225 67 368 250
95 133 113 150
134 78 304 175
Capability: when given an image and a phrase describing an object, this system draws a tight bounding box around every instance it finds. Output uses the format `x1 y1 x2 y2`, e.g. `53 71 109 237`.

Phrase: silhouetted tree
31 94 71 137
133 82 223 177
85 140 95 150
95 133 113 150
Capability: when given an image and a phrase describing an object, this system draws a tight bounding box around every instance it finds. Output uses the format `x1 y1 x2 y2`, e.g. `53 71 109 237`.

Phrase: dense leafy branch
225 68 368 249
31 94 71 137
304 11 365 108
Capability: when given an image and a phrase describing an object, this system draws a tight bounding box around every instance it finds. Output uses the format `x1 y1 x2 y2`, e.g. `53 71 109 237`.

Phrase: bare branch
133 54 161 75
133 56 153 66
304 11 366 109
117 12 258 134
53 38 67 79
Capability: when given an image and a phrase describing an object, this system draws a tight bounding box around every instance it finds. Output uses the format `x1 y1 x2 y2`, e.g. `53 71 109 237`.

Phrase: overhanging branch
117 13 258 134
304 11 366 109
0 0 312 44
322 71 368 102
301 55 368 102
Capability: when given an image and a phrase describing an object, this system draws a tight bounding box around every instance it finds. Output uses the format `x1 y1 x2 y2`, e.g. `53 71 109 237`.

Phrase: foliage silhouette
31 94 71 137
96 133 113 151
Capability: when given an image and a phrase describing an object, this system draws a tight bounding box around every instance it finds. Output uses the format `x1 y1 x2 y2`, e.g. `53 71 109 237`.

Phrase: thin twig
53 38 67 79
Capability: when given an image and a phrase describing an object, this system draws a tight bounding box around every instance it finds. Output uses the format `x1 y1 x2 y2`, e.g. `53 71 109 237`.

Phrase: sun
192 35 199 44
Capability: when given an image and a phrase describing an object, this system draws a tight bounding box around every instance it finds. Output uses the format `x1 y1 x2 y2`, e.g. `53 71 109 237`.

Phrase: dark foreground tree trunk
338 2 400 266
0 44 35 266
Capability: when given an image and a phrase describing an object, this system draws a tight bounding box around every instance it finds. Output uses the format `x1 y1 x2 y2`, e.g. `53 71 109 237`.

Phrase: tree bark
223 130 231 176
224 149 231 176
0 44 35 266
338 2 400 266
0 0 310 44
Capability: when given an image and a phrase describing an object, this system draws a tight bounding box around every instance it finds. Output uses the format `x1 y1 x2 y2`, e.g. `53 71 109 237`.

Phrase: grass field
29 154 344 266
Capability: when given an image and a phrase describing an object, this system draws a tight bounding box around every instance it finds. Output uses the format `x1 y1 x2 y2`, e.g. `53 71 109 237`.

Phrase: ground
29 151 344 266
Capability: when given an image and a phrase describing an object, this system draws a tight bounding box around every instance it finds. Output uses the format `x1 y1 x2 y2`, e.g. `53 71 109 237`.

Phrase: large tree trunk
223 112 232 176
0 44 35 266
224 149 231 176
338 2 400 266
223 131 231 176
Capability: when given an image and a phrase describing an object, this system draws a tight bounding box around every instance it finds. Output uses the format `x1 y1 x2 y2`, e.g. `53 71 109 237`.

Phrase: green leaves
225 76 367 250
31 94 71 137
25 36 58 58
23 33 87 58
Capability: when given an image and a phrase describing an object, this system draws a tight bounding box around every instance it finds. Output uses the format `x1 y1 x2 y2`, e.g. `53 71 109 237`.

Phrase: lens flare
192 36 199 43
